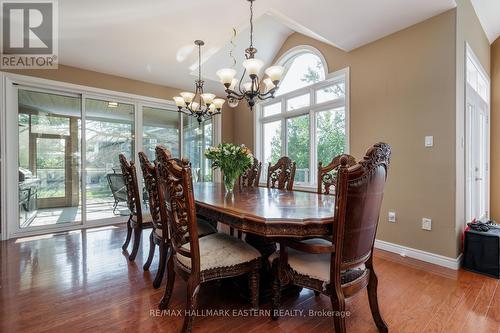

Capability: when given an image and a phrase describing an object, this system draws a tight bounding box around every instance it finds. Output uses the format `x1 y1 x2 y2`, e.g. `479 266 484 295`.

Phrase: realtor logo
1 0 58 68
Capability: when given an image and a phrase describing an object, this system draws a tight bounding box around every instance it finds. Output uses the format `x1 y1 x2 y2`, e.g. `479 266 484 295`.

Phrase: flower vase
223 173 237 193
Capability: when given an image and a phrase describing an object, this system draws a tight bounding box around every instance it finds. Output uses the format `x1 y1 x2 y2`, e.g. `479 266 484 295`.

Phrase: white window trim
464 44 491 222
0 71 221 240
465 43 490 103
255 66 350 191
276 45 329 77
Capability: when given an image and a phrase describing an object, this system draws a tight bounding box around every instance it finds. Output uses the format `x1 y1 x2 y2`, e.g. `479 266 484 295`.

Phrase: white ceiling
58 0 457 96
470 0 500 44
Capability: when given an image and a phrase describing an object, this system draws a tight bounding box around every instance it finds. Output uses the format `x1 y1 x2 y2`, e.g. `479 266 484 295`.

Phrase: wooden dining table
193 182 336 256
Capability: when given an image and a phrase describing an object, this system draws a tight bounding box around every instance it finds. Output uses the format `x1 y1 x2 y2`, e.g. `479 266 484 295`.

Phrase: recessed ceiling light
108 102 118 108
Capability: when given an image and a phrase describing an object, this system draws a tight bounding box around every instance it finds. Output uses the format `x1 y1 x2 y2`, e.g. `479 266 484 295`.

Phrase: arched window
276 52 326 96
256 47 349 188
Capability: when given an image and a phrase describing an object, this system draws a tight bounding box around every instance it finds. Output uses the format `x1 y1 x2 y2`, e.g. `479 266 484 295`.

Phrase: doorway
465 47 490 223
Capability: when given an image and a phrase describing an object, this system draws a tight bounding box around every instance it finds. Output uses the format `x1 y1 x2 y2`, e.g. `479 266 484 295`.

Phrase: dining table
193 182 336 257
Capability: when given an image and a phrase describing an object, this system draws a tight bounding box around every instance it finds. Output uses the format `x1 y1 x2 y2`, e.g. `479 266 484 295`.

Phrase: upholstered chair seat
176 233 261 271
269 240 366 285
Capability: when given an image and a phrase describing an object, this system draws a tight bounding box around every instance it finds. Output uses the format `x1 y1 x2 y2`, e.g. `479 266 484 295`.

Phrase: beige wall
5 65 234 143
234 10 459 257
491 38 500 219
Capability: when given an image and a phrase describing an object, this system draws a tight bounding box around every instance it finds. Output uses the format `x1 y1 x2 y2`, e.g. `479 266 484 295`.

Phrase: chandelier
216 0 284 110
173 40 225 123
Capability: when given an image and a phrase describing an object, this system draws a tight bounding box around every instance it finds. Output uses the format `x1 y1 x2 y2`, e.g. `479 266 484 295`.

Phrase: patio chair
107 169 128 215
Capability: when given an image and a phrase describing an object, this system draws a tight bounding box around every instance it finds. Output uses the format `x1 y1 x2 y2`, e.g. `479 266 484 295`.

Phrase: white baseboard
374 239 463 270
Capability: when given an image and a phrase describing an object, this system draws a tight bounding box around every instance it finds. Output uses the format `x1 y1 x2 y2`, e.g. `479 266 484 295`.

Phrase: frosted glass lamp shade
201 93 216 105
213 98 225 110
180 92 195 104
173 96 185 107
208 104 215 113
263 78 275 92
216 68 237 86
243 58 264 76
229 78 238 90
265 65 284 83
189 102 199 111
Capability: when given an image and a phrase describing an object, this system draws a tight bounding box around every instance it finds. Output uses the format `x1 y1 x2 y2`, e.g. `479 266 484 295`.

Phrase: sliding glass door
85 98 135 221
142 106 180 160
8 79 219 238
18 89 82 229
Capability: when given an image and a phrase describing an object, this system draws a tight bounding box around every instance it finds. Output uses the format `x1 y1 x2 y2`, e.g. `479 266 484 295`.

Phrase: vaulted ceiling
471 0 500 43
59 0 457 95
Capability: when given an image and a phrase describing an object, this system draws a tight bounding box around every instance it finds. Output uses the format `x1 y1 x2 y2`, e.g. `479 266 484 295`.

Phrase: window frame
255 66 350 191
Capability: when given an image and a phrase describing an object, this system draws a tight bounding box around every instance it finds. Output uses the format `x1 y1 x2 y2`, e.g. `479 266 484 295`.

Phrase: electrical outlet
388 211 396 223
422 218 432 231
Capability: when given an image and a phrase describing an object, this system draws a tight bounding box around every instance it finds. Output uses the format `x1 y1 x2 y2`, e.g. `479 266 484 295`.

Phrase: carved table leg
240 234 301 302
244 234 277 258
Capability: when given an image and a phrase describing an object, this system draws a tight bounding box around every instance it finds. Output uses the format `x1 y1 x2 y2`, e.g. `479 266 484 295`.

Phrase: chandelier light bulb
180 92 195 104
173 96 185 107
263 78 275 92
229 78 238 90
265 65 284 84
216 68 237 86
213 98 225 110
201 93 216 105
242 58 264 77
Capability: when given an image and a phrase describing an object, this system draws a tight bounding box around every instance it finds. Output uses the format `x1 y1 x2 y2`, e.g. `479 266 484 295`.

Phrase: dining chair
266 156 296 190
119 154 152 261
239 157 262 188
155 151 262 333
270 143 391 333
139 148 218 288
231 157 262 239
318 155 356 195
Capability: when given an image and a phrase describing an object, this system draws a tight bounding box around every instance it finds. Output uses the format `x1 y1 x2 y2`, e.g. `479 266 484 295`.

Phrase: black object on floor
463 227 500 279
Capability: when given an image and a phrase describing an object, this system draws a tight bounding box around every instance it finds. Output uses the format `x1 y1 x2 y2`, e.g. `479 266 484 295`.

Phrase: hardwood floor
1 225 499 333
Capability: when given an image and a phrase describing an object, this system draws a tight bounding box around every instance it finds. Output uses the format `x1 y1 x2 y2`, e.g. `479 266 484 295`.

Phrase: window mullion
310 108 316 187
309 86 315 186
281 97 286 157
282 118 287 157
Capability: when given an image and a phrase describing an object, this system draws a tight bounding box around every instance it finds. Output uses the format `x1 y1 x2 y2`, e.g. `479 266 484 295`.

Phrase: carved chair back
119 154 142 221
138 151 163 232
239 157 261 188
317 155 356 195
155 146 201 274
266 156 296 190
333 143 391 271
